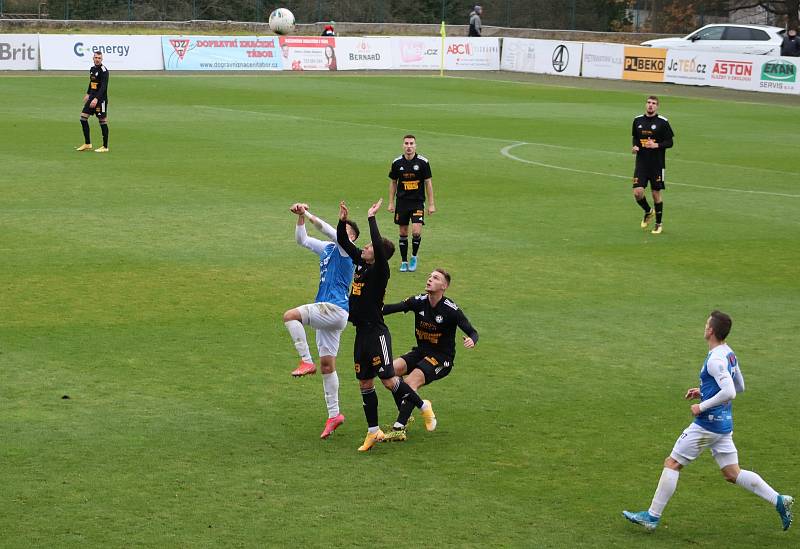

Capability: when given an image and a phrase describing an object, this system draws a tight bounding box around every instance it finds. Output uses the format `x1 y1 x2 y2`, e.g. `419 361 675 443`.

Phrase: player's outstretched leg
622 510 659 531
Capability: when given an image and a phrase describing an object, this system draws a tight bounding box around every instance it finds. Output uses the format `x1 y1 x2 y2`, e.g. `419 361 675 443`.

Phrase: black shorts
353 324 395 380
82 98 108 119
400 348 452 386
632 166 665 191
394 204 425 226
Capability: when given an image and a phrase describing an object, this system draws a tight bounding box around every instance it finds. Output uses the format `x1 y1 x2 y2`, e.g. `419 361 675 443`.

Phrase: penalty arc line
500 142 800 199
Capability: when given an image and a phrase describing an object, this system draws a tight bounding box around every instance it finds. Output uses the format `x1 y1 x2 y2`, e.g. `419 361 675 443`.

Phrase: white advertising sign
752 56 799 95
501 38 582 76
664 50 712 86
0 34 39 70
581 42 624 80
39 34 164 70
444 37 500 70
500 37 536 73
392 36 442 70
705 53 759 92
335 37 393 70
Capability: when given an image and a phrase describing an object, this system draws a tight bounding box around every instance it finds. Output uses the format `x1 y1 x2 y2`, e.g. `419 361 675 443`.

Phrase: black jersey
384 294 478 361
87 64 109 101
632 113 673 172
388 153 432 205
337 216 390 327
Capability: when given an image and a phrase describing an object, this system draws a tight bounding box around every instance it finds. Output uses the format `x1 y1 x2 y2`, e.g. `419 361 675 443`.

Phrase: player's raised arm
367 199 390 272
303 206 337 241
336 201 361 261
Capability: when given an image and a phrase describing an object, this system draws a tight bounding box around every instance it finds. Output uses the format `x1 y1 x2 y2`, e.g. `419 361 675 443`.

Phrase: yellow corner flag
440 21 446 77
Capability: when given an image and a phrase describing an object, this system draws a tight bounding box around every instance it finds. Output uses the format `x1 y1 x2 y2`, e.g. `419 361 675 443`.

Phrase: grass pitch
1 72 798 547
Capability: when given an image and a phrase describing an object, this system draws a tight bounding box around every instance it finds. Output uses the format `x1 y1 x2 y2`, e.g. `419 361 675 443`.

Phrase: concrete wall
0 19 676 44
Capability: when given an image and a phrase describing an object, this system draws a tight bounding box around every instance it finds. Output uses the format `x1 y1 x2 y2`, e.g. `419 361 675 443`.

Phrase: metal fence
0 1 788 33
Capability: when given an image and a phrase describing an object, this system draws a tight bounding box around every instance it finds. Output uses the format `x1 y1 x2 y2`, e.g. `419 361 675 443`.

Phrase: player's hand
463 337 475 349
289 203 303 214
690 404 701 416
90 98 98 108
387 203 395 213
684 387 701 400
645 139 656 149
368 198 383 217
428 204 437 215
339 201 348 221
631 146 639 154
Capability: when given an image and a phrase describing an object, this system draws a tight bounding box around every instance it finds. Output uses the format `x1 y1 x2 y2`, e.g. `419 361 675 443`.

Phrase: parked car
641 24 785 55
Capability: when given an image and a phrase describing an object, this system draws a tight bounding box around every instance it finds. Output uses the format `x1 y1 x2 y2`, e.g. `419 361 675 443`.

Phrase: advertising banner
40 34 163 70
162 35 282 70
279 36 336 71
706 54 757 91
623 46 666 82
501 38 582 76
581 42 624 80
444 37 500 70
664 50 711 85
500 37 536 73
0 34 39 70
335 37 393 70
392 36 442 70
754 56 798 95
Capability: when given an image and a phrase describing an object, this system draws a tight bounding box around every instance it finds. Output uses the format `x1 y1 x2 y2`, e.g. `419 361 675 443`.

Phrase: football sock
393 378 423 426
654 202 663 224
322 371 340 418
399 236 408 262
100 123 109 147
284 320 312 363
636 197 651 213
391 387 404 411
736 469 779 506
361 387 379 428
80 118 91 144
411 235 421 257
648 467 679 518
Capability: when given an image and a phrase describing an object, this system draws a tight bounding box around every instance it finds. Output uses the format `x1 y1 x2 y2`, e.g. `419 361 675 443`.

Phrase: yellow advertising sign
623 46 666 82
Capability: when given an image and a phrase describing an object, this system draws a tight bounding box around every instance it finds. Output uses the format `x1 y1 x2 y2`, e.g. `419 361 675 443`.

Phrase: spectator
781 28 800 57
469 5 482 37
322 23 336 37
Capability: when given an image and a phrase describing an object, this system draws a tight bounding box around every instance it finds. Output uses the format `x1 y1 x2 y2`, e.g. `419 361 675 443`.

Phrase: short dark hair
647 95 659 104
403 134 416 142
433 268 451 286
708 310 732 341
381 237 395 260
344 219 360 240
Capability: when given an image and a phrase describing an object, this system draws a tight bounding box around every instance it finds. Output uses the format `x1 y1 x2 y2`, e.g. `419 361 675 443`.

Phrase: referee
631 96 673 234
387 135 436 272
76 52 110 153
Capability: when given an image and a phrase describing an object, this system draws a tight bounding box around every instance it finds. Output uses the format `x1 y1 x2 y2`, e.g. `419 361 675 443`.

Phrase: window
724 26 753 40
691 26 725 41
748 29 770 41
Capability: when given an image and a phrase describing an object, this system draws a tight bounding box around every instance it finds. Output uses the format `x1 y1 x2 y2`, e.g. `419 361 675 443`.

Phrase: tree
730 1 800 28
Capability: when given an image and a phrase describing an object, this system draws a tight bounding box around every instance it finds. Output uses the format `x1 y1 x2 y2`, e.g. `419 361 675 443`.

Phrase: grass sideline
1 73 798 547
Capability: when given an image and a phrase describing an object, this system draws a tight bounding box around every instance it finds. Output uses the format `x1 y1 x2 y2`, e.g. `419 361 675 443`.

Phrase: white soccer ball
269 8 295 35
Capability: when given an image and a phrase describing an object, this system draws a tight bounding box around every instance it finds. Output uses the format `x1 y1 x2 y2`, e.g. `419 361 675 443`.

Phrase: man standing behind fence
469 5 482 37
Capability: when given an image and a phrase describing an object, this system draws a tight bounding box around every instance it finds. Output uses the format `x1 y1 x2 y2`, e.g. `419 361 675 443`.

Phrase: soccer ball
269 8 295 35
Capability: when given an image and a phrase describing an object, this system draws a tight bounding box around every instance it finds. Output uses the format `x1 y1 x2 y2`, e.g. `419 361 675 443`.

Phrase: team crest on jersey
413 165 419 170
651 124 656 130
435 315 444 323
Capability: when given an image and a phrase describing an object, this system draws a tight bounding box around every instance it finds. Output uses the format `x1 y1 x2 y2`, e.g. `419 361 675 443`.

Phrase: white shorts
670 423 739 468
298 302 348 358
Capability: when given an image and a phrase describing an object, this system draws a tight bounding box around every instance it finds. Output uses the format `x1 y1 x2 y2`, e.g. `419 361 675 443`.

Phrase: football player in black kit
381 268 478 441
336 199 433 451
632 96 674 234
76 52 110 153
387 135 436 272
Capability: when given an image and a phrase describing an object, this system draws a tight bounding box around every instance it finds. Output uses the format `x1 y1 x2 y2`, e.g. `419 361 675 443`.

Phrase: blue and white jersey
295 218 355 312
694 343 740 434
315 242 354 311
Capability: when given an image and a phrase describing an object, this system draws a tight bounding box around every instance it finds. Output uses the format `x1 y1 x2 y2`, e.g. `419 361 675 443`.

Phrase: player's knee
319 356 335 374
663 457 682 470
80 114 89 121
99 119 108 125
282 309 299 322
721 467 739 483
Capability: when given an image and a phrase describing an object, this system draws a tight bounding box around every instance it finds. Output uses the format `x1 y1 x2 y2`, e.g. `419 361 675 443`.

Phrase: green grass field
1 71 798 547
